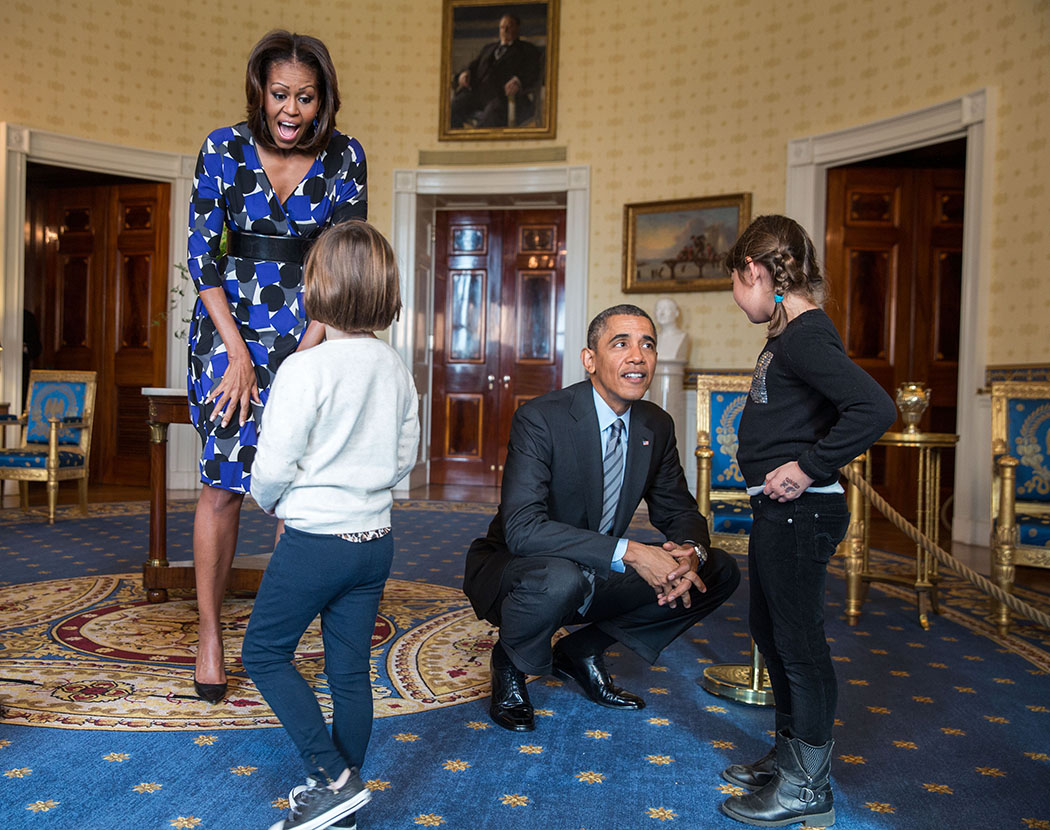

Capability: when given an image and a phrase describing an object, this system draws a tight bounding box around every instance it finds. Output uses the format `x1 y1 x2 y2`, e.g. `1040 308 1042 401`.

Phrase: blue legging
242 525 392 781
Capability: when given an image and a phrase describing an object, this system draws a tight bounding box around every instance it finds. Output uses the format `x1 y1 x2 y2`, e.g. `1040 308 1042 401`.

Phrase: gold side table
863 430 959 629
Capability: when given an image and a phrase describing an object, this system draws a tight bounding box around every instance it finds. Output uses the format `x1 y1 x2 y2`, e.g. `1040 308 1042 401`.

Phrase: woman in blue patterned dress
186 30 366 704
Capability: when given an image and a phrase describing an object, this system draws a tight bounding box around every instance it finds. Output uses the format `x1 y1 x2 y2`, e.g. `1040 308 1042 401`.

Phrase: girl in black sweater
720 215 896 828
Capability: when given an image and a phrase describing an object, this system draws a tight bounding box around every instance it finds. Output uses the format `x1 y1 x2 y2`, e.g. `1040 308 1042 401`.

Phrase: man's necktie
598 419 625 534
495 44 508 60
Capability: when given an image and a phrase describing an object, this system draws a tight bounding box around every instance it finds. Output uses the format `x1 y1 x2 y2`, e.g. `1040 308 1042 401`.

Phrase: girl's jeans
748 492 850 746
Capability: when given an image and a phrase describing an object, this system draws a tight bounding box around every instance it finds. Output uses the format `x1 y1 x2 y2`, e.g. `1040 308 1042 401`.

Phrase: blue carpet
1 501 1048 829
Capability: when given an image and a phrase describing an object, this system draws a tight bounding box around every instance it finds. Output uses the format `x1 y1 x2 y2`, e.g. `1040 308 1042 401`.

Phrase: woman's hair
724 214 827 338
304 221 402 333
245 30 340 155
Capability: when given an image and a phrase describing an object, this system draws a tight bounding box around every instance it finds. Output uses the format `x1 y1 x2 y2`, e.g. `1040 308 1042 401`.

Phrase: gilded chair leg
47 479 58 525
19 481 29 511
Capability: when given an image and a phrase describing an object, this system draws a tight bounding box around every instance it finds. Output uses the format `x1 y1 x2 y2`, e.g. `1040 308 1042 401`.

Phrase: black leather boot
721 731 835 827
722 745 776 790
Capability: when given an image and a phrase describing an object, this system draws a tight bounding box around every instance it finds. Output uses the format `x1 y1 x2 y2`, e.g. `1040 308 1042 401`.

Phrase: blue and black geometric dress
186 122 367 493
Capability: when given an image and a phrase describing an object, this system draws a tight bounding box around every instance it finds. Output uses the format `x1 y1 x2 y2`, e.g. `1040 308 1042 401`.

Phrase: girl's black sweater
737 309 897 489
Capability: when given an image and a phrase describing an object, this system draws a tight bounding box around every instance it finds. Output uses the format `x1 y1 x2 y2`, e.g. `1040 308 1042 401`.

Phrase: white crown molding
786 91 983 171
6 124 29 153
22 126 191 181
412 165 587 196
394 170 418 193
961 91 986 126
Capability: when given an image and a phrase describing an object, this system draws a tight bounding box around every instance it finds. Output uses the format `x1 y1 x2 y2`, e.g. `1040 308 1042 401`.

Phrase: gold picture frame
439 0 559 141
622 193 752 293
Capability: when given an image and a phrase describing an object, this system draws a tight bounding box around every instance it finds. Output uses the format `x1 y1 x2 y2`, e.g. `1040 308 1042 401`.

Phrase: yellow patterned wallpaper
2 0 1048 366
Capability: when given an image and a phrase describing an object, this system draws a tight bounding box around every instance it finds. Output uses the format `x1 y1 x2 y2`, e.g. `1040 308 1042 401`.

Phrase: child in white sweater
242 221 420 830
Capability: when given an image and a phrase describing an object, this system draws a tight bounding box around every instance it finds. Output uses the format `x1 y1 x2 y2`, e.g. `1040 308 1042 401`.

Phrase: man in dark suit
463 304 740 731
450 12 542 128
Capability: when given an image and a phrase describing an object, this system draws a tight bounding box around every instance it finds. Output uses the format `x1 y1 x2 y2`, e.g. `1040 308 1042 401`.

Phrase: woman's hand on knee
206 351 260 428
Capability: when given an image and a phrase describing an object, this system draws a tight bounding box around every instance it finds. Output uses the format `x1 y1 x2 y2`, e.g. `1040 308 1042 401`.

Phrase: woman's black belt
226 230 313 264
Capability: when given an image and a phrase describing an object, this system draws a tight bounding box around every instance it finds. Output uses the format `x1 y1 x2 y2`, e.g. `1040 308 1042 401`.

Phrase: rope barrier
839 464 1050 631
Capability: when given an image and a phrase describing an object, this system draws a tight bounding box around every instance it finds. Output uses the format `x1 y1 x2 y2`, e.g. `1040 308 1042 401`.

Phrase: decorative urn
896 382 930 434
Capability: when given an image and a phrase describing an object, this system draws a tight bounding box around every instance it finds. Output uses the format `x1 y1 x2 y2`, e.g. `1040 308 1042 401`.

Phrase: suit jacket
463 380 712 623
460 38 542 101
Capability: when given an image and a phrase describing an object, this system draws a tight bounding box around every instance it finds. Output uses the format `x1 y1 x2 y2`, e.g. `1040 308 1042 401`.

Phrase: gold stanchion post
991 455 1018 636
843 454 867 626
699 640 774 706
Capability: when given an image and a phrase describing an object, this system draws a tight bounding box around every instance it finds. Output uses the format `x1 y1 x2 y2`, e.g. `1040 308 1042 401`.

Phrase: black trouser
748 492 850 746
492 547 740 677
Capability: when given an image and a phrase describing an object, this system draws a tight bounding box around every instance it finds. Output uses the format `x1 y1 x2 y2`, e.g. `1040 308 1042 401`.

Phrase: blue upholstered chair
0 370 97 524
695 373 753 555
990 381 1050 633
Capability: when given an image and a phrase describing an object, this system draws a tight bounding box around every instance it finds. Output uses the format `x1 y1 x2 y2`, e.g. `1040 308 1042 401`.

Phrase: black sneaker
271 769 370 830
287 779 357 829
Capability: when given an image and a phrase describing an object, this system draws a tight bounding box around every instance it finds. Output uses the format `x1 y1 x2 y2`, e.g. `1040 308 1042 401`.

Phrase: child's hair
724 215 827 338
304 220 402 332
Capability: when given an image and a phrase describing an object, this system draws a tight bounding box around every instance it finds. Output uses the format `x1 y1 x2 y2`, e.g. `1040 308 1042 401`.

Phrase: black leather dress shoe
551 645 645 710
194 679 227 704
489 642 535 732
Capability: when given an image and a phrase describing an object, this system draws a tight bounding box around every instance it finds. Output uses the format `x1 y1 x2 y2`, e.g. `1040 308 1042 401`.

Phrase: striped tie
598 419 625 534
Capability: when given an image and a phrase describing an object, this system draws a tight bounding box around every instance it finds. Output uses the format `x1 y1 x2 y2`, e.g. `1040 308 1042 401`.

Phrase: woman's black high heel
194 679 227 704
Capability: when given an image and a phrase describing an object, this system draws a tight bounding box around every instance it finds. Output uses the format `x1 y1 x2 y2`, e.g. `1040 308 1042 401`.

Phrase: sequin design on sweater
749 350 773 404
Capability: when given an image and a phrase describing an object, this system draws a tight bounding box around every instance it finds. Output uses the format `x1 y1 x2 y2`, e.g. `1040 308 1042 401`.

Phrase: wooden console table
142 387 264 603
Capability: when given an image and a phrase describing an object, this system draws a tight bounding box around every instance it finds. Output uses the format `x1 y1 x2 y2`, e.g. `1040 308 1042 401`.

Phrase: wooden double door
824 165 964 514
430 209 566 486
25 179 171 486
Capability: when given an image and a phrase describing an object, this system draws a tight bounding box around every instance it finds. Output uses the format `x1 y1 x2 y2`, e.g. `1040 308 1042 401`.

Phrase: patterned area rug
1 576 495 731
1 500 1049 829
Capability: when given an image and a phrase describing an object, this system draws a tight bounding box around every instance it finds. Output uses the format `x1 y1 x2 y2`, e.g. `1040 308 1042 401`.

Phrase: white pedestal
646 359 688 470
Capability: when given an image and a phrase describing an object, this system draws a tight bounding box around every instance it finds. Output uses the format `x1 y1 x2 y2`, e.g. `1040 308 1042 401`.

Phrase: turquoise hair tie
774 294 784 303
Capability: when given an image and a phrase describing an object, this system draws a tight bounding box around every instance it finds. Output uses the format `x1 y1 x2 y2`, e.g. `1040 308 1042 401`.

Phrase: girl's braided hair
724 215 827 338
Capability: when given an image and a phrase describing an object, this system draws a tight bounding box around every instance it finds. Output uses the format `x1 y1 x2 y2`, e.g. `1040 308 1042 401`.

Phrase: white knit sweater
250 337 420 535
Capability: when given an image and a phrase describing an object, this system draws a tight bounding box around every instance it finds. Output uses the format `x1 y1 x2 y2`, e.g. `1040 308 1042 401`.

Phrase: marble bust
653 297 690 362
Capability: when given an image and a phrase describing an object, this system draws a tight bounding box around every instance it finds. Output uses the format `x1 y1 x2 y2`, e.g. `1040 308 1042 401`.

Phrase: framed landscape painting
622 193 752 293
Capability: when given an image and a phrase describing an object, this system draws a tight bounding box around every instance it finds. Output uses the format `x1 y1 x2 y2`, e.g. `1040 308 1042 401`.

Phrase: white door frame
0 123 200 489
785 89 993 545
389 165 591 488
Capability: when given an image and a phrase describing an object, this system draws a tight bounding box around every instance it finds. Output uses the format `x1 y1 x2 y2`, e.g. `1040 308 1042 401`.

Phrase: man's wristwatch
685 541 707 567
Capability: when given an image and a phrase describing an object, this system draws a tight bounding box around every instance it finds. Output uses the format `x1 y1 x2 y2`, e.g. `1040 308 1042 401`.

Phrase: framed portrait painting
622 193 753 293
439 0 559 141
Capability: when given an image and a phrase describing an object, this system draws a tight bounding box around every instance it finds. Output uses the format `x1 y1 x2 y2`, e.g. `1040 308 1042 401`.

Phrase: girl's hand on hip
763 462 813 502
